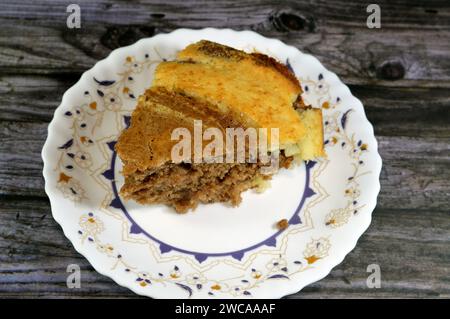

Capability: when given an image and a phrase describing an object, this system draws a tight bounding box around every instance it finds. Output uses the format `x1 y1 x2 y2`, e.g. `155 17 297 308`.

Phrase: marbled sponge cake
115 40 324 213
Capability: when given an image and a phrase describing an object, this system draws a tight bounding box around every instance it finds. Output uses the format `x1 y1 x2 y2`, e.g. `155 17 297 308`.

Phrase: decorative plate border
42 28 382 298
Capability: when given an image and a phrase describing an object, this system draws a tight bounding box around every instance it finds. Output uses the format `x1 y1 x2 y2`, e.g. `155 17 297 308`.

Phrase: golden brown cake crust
185 40 301 91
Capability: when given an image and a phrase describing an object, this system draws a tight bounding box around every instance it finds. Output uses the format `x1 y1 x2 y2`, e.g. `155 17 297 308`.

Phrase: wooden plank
352 85 450 138
1 119 449 211
0 197 448 298
377 136 450 210
0 1 449 88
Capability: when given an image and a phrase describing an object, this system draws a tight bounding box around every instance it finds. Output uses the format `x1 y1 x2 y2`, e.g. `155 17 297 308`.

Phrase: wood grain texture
0 0 449 298
1 197 449 298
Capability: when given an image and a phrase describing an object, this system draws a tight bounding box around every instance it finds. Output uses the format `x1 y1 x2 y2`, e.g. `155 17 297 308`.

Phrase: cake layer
153 40 324 160
116 87 238 176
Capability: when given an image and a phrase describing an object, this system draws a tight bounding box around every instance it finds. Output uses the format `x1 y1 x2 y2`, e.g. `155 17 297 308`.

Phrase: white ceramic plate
42 28 382 298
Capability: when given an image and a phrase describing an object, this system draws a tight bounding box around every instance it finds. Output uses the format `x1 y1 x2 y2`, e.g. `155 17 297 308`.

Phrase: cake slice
116 87 292 213
153 40 325 160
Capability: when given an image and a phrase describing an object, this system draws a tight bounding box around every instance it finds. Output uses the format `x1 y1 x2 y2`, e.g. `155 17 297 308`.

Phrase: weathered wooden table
0 0 449 298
